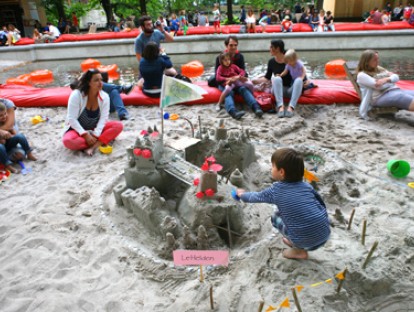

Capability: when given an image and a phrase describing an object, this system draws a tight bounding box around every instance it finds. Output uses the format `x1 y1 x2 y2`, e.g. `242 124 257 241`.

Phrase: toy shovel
18 161 32 175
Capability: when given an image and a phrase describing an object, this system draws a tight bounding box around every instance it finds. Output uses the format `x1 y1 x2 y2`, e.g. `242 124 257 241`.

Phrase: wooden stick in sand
257 300 264 312
361 219 367 245
210 286 214 309
291 287 302 312
347 208 355 230
362 241 379 269
200 265 204 282
336 267 348 293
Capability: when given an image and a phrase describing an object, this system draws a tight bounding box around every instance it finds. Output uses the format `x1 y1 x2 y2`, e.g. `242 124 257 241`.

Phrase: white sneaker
215 103 222 112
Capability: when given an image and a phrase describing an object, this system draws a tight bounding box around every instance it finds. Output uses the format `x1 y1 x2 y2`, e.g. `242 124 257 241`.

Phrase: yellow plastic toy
99 145 113 154
30 115 47 125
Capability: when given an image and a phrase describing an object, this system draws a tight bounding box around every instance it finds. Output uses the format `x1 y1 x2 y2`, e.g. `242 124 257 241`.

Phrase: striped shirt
240 181 330 249
78 107 100 131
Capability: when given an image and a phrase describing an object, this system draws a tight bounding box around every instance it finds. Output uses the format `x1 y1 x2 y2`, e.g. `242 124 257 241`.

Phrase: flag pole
160 75 166 142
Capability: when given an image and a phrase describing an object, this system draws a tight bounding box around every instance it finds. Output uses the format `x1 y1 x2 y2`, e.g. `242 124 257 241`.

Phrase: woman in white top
356 50 414 118
245 8 256 33
63 69 123 156
6 24 20 46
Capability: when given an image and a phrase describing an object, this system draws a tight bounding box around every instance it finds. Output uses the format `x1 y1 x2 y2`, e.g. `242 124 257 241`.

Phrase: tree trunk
316 0 324 11
226 0 233 24
56 0 65 20
140 0 147 15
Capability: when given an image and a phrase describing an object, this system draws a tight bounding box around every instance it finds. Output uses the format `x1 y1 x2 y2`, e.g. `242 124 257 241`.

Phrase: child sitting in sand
0 99 37 173
215 52 255 111
236 148 330 259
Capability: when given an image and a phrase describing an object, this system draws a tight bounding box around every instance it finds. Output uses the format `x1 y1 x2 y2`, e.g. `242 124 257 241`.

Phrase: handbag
255 94 275 112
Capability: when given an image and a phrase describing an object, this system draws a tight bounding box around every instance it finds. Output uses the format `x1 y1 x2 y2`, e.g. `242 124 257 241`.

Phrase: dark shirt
264 58 292 87
140 55 173 90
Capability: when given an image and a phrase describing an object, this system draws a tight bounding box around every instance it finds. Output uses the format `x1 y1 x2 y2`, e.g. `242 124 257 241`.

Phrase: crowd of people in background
1 1 413 47
365 2 413 24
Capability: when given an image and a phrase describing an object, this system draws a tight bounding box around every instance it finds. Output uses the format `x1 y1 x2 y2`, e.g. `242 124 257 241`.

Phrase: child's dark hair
142 42 159 61
271 148 304 182
219 52 231 65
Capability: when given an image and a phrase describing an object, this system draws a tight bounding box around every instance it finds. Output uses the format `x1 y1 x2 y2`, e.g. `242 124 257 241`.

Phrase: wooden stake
200 265 204 282
210 286 214 310
336 267 348 293
291 287 302 312
347 208 355 230
361 219 367 245
362 241 379 269
257 300 264 312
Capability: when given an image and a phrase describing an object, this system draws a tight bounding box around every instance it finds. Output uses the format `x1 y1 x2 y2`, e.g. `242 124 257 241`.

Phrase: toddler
215 52 255 111
237 148 331 259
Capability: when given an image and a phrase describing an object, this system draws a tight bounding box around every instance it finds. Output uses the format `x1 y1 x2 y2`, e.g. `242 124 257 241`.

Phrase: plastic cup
387 160 411 178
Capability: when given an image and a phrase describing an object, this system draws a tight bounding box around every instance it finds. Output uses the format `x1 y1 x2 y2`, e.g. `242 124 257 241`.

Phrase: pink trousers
63 121 123 151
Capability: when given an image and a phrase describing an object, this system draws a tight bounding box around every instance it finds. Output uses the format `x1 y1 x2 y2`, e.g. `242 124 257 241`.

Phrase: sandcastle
112 120 259 259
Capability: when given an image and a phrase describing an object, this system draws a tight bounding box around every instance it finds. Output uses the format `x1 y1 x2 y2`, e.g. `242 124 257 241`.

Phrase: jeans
219 85 260 114
102 83 129 118
0 133 31 166
271 76 303 109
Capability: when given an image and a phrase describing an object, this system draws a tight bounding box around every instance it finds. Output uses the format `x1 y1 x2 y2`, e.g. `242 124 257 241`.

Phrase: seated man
42 22 61 42
101 72 133 120
212 36 263 120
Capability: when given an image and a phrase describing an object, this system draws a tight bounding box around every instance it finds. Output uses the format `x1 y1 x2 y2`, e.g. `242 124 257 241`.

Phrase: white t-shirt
213 9 220 21
49 25 61 38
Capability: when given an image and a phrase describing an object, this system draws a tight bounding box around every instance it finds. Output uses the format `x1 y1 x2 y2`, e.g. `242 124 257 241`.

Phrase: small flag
279 297 290 308
160 75 207 108
265 305 277 312
336 271 345 280
295 285 304 293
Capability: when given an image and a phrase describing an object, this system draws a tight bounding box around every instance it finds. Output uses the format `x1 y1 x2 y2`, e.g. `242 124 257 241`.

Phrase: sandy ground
1 103 414 312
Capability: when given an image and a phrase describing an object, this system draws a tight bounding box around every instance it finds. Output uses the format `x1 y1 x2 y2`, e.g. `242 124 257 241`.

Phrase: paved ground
0 60 29 72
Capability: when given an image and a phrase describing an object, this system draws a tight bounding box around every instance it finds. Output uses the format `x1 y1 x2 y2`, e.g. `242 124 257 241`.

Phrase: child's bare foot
27 152 37 161
83 147 96 156
282 237 293 247
282 248 308 260
6 164 19 174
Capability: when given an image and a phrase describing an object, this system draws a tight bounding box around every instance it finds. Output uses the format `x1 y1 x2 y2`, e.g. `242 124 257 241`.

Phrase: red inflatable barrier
2 79 414 108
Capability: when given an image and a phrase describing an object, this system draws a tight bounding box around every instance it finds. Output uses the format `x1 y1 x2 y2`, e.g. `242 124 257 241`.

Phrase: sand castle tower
124 133 165 190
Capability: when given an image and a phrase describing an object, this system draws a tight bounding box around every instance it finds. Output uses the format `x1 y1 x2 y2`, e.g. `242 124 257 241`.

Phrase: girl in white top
245 8 256 33
356 50 414 118
6 24 20 46
212 3 221 33
317 9 326 32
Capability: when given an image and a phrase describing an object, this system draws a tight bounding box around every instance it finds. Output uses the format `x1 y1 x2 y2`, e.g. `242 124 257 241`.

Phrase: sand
1 103 414 312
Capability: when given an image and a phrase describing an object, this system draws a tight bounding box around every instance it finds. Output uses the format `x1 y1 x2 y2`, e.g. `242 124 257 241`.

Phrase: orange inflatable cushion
81 58 101 72
6 74 32 86
181 61 204 78
325 59 347 78
30 70 54 84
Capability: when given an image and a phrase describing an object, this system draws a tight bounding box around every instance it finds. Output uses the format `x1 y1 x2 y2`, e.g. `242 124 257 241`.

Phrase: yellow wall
321 0 402 18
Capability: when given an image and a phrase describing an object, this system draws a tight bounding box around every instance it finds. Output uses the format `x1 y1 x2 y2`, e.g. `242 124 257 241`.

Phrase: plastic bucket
387 160 411 178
